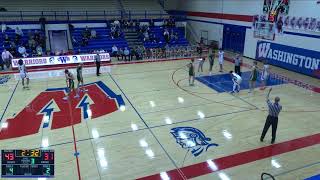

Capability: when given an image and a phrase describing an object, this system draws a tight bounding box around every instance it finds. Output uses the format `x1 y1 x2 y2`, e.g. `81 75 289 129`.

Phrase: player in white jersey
260 60 270 90
218 49 224 72
229 71 242 93
18 59 29 89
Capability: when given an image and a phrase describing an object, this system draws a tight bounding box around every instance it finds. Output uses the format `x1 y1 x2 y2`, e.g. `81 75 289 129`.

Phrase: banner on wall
256 41 320 78
12 53 110 68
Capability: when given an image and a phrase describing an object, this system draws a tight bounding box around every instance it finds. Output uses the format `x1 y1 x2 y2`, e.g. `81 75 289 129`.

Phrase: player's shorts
68 79 74 89
77 75 83 82
261 73 269 81
219 59 224 64
20 72 28 79
236 79 242 84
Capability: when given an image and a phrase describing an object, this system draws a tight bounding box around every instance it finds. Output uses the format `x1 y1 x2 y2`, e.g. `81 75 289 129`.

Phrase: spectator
110 26 116 39
99 49 105 53
84 26 91 38
150 19 154 27
15 27 23 38
163 19 168 27
91 29 97 39
81 36 89 46
124 47 130 61
136 20 140 30
36 45 43 56
18 45 28 57
34 30 40 41
4 34 10 46
114 19 120 28
170 30 175 41
150 33 158 43
143 31 149 42
118 48 124 60
1 22 6 33
2 49 13 69
9 42 17 57
163 29 170 43
136 46 143 60
130 47 136 61
124 20 129 30
28 38 36 50
112 45 118 58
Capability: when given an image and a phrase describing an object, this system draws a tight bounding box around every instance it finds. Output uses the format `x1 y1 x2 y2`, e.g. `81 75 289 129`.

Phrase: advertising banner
256 41 320 78
12 53 110 68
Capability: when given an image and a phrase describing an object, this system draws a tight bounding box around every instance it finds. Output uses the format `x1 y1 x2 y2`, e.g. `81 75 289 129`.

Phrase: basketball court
0 54 319 180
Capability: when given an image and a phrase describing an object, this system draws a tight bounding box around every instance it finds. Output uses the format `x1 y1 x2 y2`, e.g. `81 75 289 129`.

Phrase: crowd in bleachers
0 16 191 71
1 26 45 58
70 23 128 54
107 44 198 61
0 25 46 69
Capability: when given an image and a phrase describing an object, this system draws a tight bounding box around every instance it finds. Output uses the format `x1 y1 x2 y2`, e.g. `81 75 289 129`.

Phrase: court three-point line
0 80 19 123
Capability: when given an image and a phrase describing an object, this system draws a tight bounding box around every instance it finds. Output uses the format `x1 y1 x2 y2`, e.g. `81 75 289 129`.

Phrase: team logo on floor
0 81 125 140
0 75 10 85
170 127 219 157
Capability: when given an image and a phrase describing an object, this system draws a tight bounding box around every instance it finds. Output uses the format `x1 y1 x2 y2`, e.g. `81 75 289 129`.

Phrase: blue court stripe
305 174 320 180
0 81 19 122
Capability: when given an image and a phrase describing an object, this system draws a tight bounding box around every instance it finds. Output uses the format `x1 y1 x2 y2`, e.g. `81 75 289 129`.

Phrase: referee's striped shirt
267 99 282 117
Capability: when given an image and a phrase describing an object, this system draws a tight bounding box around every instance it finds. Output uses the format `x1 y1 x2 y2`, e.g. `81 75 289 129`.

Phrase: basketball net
269 0 284 22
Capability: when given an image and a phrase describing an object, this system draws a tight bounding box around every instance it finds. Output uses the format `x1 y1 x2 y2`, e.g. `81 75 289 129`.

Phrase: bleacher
71 27 128 53
143 27 189 48
0 28 44 56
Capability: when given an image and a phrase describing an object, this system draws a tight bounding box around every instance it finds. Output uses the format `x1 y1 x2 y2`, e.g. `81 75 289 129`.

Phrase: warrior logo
171 127 219 157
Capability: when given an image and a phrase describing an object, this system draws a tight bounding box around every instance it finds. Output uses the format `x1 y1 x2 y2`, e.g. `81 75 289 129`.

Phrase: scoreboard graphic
1 149 54 178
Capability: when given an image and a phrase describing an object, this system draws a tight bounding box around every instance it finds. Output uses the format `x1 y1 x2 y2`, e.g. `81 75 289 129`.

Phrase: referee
95 52 101 76
260 88 282 144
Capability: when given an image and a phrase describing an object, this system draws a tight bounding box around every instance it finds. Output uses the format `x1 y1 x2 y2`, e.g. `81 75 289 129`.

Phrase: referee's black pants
260 115 278 143
96 61 101 76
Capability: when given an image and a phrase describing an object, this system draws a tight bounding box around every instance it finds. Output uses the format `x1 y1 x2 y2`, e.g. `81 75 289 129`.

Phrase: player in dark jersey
74 63 87 98
249 61 258 93
63 69 75 100
188 59 195 86
208 51 215 75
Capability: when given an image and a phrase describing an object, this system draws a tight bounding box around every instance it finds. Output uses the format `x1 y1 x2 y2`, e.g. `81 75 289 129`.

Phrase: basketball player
188 59 195 86
18 59 29 89
218 49 224 72
63 69 75 100
229 71 242 93
249 61 258 93
198 57 205 74
208 51 215 75
74 63 88 98
260 60 270 90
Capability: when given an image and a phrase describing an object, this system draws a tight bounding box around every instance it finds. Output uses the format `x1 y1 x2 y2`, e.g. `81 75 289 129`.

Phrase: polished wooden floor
0 55 319 180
